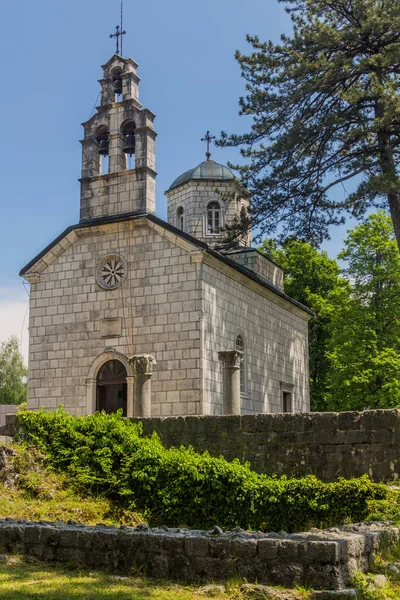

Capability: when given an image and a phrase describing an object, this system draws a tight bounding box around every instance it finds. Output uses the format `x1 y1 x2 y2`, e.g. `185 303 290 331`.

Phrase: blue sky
0 0 357 356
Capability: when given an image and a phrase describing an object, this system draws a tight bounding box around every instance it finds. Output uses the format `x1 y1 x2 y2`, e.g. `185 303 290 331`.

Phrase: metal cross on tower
110 24 126 55
201 130 216 160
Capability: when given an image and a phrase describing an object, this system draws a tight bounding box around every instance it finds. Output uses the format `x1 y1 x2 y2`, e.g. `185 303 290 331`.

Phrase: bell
98 138 109 156
113 77 123 95
123 133 135 155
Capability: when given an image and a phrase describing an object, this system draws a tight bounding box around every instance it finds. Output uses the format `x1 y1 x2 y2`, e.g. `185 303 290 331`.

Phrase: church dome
168 159 236 191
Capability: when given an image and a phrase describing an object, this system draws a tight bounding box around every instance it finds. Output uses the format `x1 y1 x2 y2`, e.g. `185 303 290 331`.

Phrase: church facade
20 54 312 417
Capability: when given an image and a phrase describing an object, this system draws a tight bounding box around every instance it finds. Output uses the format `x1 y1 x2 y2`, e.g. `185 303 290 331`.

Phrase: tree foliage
262 212 400 410
220 0 400 249
326 211 400 409
260 239 349 410
0 335 27 405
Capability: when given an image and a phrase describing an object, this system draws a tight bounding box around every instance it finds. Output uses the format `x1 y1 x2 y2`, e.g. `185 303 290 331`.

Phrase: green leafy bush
17 409 388 531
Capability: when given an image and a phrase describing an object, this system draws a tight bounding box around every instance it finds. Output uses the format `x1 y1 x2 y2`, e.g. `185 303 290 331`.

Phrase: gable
19 213 203 282
20 211 313 318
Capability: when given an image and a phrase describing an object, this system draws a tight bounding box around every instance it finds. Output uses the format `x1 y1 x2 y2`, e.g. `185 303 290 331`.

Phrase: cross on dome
201 130 216 160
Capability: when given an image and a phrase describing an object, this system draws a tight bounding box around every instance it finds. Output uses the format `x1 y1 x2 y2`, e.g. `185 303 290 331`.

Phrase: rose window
96 254 127 289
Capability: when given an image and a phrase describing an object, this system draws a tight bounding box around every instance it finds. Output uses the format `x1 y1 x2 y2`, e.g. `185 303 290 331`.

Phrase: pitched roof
19 211 314 317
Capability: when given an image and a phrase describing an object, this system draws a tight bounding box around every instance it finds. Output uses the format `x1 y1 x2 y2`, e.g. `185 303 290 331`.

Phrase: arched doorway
96 359 127 416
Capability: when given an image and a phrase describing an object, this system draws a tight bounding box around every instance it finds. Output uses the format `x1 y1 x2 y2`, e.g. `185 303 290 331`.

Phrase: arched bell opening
96 126 110 175
96 359 127 416
121 121 136 170
111 66 123 102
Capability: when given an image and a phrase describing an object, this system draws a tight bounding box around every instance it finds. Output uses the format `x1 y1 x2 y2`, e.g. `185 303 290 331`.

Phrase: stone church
20 53 312 418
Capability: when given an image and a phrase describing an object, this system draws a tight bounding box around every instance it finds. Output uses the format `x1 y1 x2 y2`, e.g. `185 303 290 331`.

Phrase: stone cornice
78 165 158 184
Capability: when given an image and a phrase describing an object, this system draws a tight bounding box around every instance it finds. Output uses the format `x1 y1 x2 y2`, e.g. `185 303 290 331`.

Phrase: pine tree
220 0 400 249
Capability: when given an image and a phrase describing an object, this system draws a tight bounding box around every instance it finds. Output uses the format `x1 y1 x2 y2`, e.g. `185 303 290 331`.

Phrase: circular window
96 254 127 289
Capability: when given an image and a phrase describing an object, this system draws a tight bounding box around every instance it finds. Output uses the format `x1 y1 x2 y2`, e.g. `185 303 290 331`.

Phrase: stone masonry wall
225 249 285 291
132 410 400 482
27 219 202 416
0 519 396 590
166 180 251 247
200 258 310 415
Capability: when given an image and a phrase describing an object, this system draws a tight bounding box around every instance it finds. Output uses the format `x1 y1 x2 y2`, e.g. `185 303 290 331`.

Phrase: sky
0 0 359 361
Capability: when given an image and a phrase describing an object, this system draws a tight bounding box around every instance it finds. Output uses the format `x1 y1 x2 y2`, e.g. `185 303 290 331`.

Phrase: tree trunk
376 127 400 251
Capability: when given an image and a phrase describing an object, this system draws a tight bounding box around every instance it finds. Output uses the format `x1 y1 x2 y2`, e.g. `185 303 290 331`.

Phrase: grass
351 543 400 599
0 556 239 600
0 444 142 527
5 441 400 598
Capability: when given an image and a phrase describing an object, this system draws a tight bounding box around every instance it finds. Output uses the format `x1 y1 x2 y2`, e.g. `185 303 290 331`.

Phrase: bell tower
79 54 157 222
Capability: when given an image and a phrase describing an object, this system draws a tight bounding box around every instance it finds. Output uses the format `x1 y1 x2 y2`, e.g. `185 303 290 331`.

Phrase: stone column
126 376 135 418
218 351 243 415
129 355 157 418
85 379 97 415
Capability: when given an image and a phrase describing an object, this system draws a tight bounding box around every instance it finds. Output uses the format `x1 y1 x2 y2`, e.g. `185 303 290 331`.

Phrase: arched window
96 359 127 416
235 334 245 395
177 206 184 231
111 67 123 102
207 202 221 235
96 126 110 175
122 121 136 170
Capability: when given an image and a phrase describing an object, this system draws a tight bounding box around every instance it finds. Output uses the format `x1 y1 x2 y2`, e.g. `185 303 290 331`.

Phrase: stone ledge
0 519 397 591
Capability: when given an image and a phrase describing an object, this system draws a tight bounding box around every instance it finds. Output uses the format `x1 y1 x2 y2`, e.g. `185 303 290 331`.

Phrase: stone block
258 539 280 561
55 547 82 563
302 541 339 565
278 540 300 560
305 565 342 590
23 525 42 546
231 538 257 559
59 529 80 548
184 536 209 557
208 537 233 559
40 528 60 547
362 410 400 431
311 591 357 600
270 563 303 587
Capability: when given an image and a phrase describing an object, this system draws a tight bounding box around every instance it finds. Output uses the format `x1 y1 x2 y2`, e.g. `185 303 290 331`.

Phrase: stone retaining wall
131 410 400 482
0 519 397 590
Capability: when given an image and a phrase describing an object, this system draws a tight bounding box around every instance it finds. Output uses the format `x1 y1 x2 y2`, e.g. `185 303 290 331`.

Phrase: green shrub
17 409 388 531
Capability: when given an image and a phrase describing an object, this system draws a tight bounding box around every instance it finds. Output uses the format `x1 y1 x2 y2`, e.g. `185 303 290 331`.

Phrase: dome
168 159 236 192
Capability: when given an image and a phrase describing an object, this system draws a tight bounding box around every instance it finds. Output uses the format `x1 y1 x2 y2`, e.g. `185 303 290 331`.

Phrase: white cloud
0 286 29 365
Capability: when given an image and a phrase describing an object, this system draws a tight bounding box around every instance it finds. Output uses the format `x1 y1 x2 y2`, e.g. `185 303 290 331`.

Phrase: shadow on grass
0 562 173 600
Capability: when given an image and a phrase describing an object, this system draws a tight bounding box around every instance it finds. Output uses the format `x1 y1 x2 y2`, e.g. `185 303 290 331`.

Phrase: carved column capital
129 354 157 376
218 350 243 369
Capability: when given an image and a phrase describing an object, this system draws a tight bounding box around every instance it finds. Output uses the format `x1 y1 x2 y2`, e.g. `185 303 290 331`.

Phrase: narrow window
97 127 110 175
282 391 292 413
122 121 136 170
207 202 221 235
112 67 123 103
235 334 245 395
177 207 184 231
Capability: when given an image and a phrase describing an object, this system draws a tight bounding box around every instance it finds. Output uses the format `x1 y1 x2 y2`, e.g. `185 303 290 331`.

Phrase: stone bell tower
79 54 157 222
